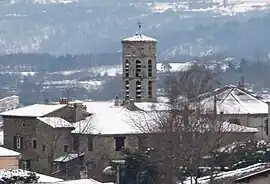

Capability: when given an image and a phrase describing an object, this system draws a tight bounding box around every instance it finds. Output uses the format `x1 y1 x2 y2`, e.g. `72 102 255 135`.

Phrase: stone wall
122 40 157 102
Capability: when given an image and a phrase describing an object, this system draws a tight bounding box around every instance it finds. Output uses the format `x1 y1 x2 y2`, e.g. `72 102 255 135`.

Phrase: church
121 24 158 103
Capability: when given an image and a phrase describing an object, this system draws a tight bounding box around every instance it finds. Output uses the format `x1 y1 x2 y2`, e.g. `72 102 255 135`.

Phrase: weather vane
137 21 142 35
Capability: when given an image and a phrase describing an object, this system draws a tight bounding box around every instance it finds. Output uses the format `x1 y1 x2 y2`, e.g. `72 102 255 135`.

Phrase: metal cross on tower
137 21 142 35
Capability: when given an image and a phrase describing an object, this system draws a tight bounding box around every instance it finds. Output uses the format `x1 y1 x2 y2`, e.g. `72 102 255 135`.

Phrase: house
198 85 270 140
0 146 21 169
0 102 89 175
51 100 258 182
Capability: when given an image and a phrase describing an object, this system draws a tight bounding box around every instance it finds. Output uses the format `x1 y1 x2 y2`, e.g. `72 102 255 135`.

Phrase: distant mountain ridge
0 0 270 60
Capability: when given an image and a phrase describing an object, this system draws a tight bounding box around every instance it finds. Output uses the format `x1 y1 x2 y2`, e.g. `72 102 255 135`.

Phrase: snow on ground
0 95 20 112
42 80 103 90
88 65 122 77
51 70 82 76
47 62 193 78
0 71 36 76
183 163 269 184
86 62 192 77
0 169 63 183
147 0 270 15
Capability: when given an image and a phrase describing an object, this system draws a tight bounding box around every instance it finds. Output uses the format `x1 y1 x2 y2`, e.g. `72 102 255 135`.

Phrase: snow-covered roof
54 153 84 162
134 101 170 111
0 146 20 157
38 179 113 184
236 167 270 182
37 117 74 129
201 85 268 114
81 101 155 134
71 116 96 134
218 122 258 133
0 169 63 183
0 104 67 117
184 163 270 184
122 34 157 42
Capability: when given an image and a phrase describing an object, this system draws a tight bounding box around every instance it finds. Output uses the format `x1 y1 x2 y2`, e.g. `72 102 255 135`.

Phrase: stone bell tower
121 22 157 102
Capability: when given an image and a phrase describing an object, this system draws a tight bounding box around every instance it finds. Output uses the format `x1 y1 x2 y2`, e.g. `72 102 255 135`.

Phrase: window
22 161 27 170
125 60 129 78
136 81 141 100
73 135 79 151
228 118 240 125
17 137 21 149
135 60 141 77
42 145 46 152
13 136 23 150
148 81 153 98
64 145 68 152
88 136 94 151
114 137 125 151
125 81 130 99
265 119 269 135
148 60 152 77
21 160 31 170
32 139 37 149
138 136 147 149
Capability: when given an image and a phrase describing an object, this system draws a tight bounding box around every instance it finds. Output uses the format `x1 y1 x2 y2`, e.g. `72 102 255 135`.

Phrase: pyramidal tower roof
122 33 157 42
122 22 157 42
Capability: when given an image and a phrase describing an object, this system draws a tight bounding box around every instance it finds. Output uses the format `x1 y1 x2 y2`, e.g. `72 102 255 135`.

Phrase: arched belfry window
148 60 152 77
148 81 152 98
136 60 142 77
125 60 129 78
125 81 130 99
136 81 141 100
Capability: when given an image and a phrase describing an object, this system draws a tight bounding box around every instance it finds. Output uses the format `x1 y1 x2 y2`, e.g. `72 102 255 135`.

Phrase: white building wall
221 114 269 141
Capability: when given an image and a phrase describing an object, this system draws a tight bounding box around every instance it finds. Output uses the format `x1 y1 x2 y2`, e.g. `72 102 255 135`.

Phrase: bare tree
128 64 255 184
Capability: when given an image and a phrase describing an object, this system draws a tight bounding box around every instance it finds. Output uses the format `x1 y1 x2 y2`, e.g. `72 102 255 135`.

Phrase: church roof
122 34 157 42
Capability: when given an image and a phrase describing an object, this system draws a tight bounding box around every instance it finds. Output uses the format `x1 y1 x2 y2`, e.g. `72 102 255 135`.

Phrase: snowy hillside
0 0 269 58
0 96 20 112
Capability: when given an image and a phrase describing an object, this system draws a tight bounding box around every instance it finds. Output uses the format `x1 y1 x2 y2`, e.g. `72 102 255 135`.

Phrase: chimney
114 96 119 106
59 98 68 104
44 99 49 105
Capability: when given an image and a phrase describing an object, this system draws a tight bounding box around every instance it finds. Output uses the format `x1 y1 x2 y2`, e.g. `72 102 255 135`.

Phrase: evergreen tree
121 149 159 184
